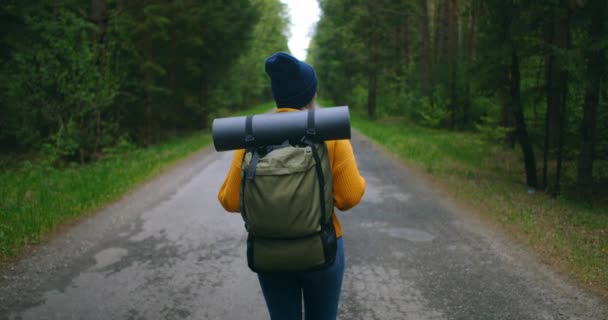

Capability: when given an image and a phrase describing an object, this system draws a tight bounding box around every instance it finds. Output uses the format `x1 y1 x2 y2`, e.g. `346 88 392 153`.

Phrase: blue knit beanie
265 52 317 109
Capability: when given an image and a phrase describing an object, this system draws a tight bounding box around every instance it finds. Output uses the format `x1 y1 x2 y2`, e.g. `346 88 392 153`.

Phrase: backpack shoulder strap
241 115 256 226
300 109 329 229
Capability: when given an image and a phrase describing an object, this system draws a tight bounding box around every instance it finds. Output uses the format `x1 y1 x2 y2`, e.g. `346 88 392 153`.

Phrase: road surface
1 133 606 320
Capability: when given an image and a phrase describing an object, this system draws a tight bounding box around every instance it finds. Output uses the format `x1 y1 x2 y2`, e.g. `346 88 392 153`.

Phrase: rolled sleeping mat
212 106 351 151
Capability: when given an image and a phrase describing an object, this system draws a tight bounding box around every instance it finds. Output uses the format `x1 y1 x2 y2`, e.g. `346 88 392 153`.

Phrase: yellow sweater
217 108 366 237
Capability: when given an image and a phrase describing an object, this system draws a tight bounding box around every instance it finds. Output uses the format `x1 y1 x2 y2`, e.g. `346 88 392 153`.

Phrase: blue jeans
257 237 345 320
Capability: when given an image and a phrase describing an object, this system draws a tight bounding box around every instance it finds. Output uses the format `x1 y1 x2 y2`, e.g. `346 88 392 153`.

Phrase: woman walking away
218 52 366 320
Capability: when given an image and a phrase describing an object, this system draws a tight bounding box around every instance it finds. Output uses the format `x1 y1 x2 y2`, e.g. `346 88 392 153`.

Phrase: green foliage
42 118 82 163
351 85 368 111
1 3 124 160
311 0 607 196
212 0 290 114
475 116 513 144
0 0 287 159
473 97 513 143
6 8 95 146
416 97 447 128
102 136 136 158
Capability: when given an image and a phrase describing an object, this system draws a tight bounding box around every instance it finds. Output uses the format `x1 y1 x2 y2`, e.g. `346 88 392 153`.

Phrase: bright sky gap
280 0 321 61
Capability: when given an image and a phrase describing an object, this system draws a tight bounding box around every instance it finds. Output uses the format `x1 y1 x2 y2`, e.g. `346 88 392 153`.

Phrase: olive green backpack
239 111 336 272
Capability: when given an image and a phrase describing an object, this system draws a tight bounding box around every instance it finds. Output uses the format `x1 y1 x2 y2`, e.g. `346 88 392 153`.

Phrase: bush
41 118 82 164
417 96 450 128
475 116 513 144
102 137 137 158
473 96 513 144
352 85 368 111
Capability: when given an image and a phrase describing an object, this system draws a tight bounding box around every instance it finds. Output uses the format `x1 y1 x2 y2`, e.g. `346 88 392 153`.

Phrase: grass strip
350 111 608 296
0 102 275 262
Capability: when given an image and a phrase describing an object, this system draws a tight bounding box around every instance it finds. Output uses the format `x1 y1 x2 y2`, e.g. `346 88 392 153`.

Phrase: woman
218 52 366 320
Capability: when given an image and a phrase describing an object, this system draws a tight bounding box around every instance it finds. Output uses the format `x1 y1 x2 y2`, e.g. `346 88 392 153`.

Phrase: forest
0 0 606 201
0 0 289 162
310 0 607 201
0 0 606 297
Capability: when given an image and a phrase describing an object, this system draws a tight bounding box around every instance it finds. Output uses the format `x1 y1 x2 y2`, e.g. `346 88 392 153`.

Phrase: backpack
239 110 337 272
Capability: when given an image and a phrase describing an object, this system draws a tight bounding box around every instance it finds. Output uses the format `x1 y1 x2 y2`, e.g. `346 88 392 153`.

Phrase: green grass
350 111 608 296
0 103 273 262
230 101 276 116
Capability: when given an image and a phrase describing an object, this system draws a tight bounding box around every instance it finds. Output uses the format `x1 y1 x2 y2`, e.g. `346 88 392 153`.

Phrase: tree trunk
553 1 570 195
365 1 378 120
90 0 107 50
542 2 568 191
436 0 449 67
511 51 538 189
144 35 153 145
577 0 607 197
401 15 410 69
90 0 107 155
542 1 569 191
367 69 378 119
418 0 432 97
468 0 477 62
448 0 458 130
200 80 209 130
432 1 442 71
462 0 476 127
555 75 567 195
500 1 516 149
199 60 209 129
198 67 209 129
501 89 516 148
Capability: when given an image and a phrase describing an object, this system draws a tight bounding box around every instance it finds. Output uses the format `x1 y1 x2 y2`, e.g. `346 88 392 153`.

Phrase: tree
214 0 290 111
417 0 432 98
577 0 607 197
309 0 607 197
0 0 275 161
542 0 570 194
4 4 118 161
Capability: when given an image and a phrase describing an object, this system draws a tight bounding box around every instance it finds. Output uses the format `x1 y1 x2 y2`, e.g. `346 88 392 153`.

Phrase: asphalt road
1 133 606 320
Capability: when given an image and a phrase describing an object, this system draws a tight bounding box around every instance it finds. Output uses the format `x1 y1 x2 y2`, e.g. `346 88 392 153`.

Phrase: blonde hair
303 95 317 110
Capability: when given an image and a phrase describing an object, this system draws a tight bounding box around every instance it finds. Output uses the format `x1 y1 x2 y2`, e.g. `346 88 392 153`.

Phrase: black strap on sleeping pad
306 108 316 137
244 115 259 180
245 115 255 147
301 109 328 229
